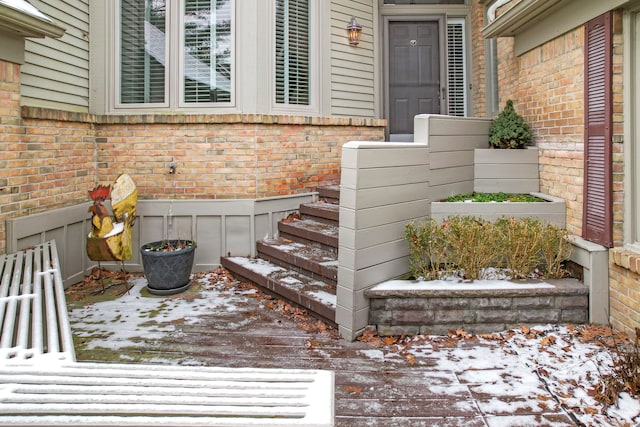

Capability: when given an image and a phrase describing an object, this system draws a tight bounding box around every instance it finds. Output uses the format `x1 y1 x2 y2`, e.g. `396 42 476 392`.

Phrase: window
447 18 467 116
625 8 640 249
275 0 310 106
120 0 167 105
117 0 233 108
183 0 232 104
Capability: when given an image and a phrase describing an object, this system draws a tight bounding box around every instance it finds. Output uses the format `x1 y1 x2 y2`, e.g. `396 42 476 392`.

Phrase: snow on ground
68 273 640 426
68 273 258 351
358 325 640 426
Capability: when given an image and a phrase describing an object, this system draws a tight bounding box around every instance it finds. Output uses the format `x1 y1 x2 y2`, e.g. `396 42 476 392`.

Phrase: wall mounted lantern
347 16 362 45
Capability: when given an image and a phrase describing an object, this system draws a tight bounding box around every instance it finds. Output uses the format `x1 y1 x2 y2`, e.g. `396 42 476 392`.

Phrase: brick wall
470 0 487 117
610 249 640 337
0 60 21 254
2 105 385 255
490 11 634 333
89 114 384 200
2 61 97 255
494 29 585 236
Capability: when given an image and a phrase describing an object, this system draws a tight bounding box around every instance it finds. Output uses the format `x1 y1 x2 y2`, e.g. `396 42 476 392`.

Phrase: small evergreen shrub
405 215 572 281
488 100 532 149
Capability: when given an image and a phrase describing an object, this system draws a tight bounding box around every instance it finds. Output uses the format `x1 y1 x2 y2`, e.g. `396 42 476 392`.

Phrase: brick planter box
431 192 566 227
365 278 588 336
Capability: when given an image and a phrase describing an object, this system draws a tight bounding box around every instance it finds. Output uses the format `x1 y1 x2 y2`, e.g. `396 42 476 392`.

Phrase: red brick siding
92 118 384 199
1 102 384 255
492 29 585 236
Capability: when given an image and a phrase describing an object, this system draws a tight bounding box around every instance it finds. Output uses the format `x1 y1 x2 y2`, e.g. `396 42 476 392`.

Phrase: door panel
388 20 441 140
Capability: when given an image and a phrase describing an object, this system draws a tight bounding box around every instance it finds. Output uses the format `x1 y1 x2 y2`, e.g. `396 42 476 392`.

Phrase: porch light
347 16 362 45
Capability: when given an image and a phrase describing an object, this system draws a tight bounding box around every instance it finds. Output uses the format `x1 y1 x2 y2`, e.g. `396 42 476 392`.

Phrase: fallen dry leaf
405 354 416 365
541 336 557 346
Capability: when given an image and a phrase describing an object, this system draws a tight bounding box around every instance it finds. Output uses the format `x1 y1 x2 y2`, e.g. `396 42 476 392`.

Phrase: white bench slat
0 364 334 426
0 241 75 364
0 416 333 427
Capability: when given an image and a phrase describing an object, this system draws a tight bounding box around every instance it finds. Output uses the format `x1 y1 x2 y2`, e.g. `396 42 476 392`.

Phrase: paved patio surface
65 269 638 427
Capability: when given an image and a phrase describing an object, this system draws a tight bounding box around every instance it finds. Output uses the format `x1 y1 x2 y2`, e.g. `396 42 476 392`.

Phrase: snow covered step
278 219 339 251
257 238 338 286
299 202 339 225
220 257 336 325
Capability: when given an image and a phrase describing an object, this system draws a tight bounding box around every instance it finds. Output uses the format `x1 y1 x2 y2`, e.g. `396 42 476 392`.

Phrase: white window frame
270 0 320 115
446 17 468 117
115 0 170 109
179 0 236 108
623 5 640 252
113 0 236 112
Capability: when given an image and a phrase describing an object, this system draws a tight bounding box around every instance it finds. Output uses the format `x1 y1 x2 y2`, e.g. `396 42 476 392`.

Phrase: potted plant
475 99 539 193
140 239 196 295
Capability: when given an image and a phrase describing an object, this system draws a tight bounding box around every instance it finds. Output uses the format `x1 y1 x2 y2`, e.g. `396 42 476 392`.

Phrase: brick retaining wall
366 279 588 336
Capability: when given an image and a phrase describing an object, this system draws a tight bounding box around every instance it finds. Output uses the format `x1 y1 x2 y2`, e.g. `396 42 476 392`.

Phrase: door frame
382 14 447 141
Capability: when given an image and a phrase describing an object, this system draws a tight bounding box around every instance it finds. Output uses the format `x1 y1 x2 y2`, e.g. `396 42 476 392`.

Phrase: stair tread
301 202 339 213
221 257 336 323
279 218 339 240
259 238 338 266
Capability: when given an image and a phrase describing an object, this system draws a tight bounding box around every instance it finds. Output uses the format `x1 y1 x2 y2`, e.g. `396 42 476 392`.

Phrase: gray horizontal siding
330 0 376 118
22 0 90 112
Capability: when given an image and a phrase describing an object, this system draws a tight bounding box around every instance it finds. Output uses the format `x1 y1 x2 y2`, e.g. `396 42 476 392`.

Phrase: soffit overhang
481 0 564 38
0 0 65 39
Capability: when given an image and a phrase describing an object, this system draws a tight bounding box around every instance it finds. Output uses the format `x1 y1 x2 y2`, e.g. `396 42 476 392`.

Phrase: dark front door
387 20 442 141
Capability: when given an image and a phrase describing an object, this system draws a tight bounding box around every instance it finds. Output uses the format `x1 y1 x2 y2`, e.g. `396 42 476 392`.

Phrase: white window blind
183 0 232 103
120 0 167 104
447 19 467 116
275 0 310 105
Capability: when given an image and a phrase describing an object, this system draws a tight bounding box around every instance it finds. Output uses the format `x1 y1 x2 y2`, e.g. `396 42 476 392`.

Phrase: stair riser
317 186 340 204
299 205 339 226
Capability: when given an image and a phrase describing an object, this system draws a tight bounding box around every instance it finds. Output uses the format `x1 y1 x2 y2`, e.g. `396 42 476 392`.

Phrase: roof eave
481 0 563 38
0 4 65 39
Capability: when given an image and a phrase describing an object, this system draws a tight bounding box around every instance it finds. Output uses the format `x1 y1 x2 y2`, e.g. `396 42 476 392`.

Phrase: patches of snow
68 275 253 353
306 290 336 308
372 279 555 291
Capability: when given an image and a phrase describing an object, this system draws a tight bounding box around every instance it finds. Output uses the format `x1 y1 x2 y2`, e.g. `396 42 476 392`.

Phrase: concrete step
220 256 336 325
300 202 339 225
257 238 338 286
278 218 339 251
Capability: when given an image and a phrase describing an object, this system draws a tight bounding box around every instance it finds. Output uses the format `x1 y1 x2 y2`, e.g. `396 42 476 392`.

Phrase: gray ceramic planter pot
140 240 196 295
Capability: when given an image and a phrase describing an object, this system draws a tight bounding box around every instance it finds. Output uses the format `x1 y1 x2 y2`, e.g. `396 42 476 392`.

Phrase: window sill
21 107 387 128
611 247 640 274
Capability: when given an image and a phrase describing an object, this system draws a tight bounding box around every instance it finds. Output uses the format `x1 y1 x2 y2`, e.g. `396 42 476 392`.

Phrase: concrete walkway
66 269 636 427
